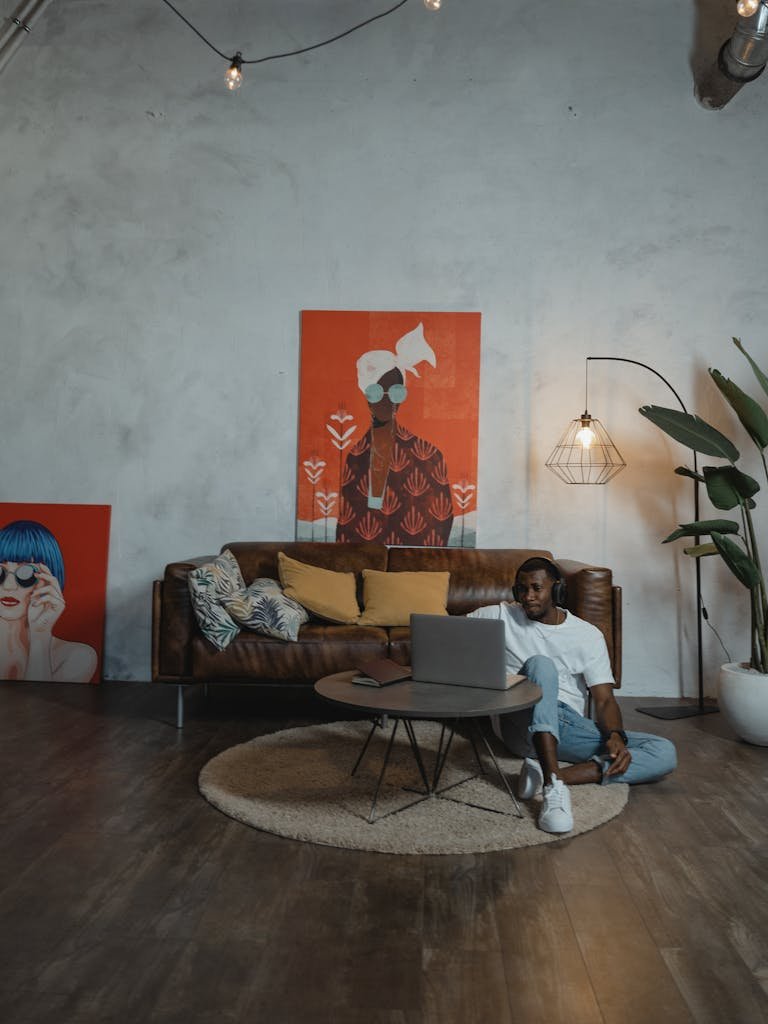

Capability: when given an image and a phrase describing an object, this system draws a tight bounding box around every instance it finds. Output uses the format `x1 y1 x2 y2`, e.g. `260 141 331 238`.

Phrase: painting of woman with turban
336 323 454 546
296 311 480 548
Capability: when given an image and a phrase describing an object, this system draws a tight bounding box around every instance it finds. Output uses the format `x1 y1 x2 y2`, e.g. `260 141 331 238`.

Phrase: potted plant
639 338 768 744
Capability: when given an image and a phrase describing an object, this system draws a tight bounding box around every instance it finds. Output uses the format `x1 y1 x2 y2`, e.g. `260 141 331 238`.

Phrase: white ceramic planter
718 661 768 746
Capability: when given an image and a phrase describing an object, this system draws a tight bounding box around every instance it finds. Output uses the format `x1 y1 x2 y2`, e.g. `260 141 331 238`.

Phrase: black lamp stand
586 357 718 720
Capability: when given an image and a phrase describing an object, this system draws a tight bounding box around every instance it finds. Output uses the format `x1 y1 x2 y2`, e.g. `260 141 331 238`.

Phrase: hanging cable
245 0 412 65
159 0 414 71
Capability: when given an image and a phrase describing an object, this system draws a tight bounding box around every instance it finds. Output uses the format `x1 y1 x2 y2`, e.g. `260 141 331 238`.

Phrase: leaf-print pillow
223 578 309 642
187 549 246 651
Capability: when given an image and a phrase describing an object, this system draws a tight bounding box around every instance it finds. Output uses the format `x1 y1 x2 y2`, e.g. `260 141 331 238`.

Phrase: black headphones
513 557 567 608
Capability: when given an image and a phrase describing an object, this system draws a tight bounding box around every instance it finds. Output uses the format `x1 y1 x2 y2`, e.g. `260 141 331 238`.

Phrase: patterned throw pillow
223 578 309 642
188 549 246 651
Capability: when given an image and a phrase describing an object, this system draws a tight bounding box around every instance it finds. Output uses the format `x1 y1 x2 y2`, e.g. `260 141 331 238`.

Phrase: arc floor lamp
545 356 718 720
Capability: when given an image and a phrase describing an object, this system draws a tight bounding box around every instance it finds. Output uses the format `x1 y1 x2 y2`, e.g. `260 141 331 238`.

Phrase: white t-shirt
468 602 614 715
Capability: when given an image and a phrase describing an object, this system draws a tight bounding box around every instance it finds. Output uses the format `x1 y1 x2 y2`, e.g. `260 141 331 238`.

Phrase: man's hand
603 732 632 777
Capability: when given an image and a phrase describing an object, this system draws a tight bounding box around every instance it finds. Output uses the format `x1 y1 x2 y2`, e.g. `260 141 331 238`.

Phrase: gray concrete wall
1 0 766 693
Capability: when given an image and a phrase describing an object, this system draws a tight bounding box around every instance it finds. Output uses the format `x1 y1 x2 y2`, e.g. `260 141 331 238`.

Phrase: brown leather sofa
152 541 622 727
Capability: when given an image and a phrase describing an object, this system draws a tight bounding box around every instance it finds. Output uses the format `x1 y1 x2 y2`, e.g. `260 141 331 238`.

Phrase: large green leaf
674 466 704 482
733 337 768 401
639 405 739 461
703 465 761 509
710 369 768 450
711 531 761 588
663 519 740 543
682 543 719 557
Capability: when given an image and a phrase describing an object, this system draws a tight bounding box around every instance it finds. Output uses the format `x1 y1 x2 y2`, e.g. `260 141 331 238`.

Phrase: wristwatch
600 728 628 745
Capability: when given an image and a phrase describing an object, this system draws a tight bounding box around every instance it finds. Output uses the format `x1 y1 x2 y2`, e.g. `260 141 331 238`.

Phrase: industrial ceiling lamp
545 361 626 485
720 0 768 82
736 0 760 16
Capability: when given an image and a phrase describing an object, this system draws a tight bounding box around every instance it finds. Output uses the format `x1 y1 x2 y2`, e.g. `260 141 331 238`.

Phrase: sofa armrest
153 555 216 681
557 558 621 688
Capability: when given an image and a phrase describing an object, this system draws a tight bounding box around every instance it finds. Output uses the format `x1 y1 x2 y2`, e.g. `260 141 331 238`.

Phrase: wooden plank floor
0 681 766 1024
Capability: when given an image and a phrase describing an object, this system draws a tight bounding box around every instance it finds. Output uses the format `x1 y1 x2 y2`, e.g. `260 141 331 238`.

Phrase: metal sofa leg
177 684 185 730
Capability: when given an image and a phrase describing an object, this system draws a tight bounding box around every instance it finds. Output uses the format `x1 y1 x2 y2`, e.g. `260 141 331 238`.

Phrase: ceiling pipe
0 0 38 50
0 0 54 77
719 1 768 82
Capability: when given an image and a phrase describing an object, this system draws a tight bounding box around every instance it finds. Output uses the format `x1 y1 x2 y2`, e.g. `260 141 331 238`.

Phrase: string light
159 0 439 91
225 51 243 90
737 0 760 15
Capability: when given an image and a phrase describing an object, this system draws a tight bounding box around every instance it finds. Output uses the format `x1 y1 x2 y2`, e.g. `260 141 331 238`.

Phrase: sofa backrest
386 547 553 615
222 541 388 604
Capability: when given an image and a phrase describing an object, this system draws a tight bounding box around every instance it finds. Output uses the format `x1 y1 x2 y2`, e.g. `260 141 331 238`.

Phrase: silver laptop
410 614 519 690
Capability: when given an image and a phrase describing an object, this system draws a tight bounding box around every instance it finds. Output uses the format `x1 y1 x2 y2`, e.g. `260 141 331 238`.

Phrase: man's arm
590 683 632 777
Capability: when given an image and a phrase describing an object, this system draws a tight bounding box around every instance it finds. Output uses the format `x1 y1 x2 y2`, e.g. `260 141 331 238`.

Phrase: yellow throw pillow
277 552 360 624
358 569 450 627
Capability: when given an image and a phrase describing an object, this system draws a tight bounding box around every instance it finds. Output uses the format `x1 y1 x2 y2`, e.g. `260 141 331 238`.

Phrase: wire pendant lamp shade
545 412 626 484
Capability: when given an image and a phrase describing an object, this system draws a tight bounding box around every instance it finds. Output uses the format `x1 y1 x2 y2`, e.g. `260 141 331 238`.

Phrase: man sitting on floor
468 557 677 835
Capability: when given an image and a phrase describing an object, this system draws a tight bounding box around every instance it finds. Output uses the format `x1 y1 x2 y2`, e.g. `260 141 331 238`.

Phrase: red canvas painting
0 503 111 684
297 311 480 547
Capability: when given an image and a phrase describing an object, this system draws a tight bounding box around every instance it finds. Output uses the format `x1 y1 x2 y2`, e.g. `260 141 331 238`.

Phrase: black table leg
403 719 431 793
350 715 526 823
432 719 458 789
464 720 524 818
351 718 381 777
367 718 401 823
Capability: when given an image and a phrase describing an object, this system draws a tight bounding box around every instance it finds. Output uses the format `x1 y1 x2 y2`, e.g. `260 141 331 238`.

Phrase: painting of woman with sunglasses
335 323 454 546
0 519 97 682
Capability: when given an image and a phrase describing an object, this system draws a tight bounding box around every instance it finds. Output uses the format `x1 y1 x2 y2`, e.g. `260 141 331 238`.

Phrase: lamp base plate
635 704 719 720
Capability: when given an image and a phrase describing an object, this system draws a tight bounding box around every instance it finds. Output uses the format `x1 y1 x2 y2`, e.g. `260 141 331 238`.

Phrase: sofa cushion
187 549 245 651
223 579 309 642
277 551 360 624
191 623 389 681
358 569 450 626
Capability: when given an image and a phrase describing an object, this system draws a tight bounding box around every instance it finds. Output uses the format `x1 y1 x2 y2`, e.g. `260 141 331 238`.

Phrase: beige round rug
199 720 628 855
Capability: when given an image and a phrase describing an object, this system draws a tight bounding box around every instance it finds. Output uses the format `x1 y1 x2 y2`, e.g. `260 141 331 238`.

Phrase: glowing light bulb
424 0 442 10
737 0 760 16
225 52 243 91
575 417 597 449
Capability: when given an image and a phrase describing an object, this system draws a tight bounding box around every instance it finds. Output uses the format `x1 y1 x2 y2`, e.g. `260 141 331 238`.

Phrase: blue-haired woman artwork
0 519 97 682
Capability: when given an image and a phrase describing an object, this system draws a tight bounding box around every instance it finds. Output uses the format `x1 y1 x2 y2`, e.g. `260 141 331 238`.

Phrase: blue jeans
497 655 677 785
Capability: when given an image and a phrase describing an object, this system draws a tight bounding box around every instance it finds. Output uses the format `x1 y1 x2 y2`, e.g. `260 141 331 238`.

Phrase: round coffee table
315 670 542 823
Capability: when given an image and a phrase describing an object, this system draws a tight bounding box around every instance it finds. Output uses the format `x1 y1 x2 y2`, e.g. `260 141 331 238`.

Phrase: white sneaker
517 757 544 799
539 777 574 834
